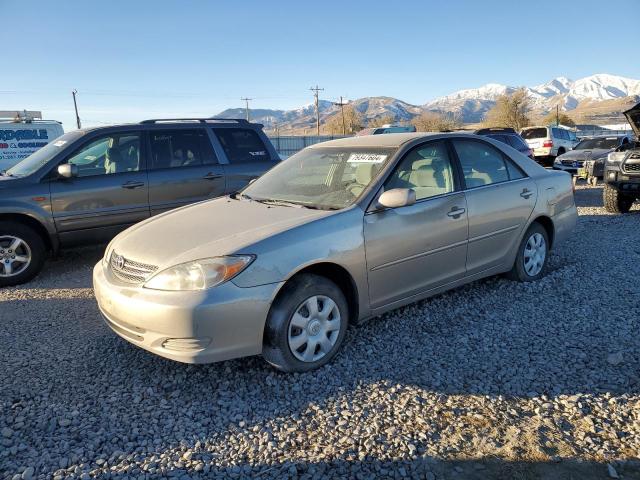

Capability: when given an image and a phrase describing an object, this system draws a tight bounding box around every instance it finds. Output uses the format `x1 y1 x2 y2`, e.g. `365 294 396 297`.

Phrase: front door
364 140 469 309
50 131 149 244
451 138 538 274
147 128 226 215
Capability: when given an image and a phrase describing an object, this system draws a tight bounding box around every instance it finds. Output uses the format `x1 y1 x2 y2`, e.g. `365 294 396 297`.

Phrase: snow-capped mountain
424 74 640 122
217 74 640 128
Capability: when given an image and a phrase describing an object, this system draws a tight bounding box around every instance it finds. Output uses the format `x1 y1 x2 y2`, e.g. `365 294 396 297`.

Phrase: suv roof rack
474 127 516 135
140 118 251 125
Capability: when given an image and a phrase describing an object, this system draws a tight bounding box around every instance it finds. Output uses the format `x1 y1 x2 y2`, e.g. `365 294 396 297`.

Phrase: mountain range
217 74 640 131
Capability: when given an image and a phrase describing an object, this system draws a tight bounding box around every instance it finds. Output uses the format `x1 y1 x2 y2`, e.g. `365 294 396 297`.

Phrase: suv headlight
143 255 254 291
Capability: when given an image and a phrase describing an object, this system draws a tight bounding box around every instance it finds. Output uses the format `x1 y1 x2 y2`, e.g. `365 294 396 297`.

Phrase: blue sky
2 0 638 129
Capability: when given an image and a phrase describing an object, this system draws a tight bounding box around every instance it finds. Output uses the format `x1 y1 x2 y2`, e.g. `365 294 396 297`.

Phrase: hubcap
523 232 546 277
0 236 31 278
287 295 341 363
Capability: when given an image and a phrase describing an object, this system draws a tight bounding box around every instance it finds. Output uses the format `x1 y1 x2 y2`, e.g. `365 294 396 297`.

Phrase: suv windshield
5 131 84 177
575 137 621 150
521 128 548 140
240 146 396 210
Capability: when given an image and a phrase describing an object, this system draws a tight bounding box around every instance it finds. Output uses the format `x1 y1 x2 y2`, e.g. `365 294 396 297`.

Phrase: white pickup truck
0 111 64 171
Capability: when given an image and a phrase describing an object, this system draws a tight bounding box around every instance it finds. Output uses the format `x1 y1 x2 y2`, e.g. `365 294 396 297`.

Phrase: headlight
143 255 254 291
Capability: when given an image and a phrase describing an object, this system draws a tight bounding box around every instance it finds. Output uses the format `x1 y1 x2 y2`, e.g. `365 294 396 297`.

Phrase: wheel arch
272 262 360 325
530 215 555 249
0 213 55 253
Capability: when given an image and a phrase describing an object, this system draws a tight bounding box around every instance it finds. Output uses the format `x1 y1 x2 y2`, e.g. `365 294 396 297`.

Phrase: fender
0 202 59 253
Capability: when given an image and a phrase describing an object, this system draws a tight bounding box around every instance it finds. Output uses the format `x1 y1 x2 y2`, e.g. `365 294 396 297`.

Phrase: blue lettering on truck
0 129 49 141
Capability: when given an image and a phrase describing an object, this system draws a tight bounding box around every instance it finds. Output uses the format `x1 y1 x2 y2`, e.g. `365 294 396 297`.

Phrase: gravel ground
1 183 640 480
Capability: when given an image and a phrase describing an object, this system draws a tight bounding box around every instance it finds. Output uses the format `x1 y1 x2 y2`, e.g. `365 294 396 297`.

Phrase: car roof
309 132 447 148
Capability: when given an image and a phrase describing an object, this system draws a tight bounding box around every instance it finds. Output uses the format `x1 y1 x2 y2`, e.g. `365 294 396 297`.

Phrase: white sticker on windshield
53 140 67 147
347 153 387 164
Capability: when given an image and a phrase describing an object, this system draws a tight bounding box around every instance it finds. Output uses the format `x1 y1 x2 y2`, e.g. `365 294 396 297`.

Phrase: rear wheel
506 223 549 282
263 274 348 372
0 221 47 287
603 184 634 213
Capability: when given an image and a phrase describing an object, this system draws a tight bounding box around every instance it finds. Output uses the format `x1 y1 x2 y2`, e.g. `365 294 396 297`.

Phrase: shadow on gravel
94 458 640 480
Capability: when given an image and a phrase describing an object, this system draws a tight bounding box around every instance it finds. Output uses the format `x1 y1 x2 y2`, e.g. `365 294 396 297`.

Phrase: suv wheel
506 223 549 282
0 222 47 287
263 273 348 372
603 184 634 213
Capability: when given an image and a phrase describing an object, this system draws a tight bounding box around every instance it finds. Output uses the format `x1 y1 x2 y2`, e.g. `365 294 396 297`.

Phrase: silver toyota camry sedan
93 133 577 372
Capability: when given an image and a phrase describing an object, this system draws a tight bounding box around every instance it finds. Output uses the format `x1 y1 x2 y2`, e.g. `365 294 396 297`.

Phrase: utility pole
333 96 347 135
309 85 324 136
556 104 559 126
241 97 253 121
72 89 81 129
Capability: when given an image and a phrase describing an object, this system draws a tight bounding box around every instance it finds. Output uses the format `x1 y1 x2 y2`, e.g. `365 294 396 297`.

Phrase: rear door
451 138 537 275
49 130 149 244
147 128 225 215
212 127 279 193
364 140 468 308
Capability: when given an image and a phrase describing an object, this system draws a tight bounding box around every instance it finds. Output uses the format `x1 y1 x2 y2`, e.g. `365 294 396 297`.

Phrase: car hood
558 148 611 160
109 197 332 269
624 102 640 138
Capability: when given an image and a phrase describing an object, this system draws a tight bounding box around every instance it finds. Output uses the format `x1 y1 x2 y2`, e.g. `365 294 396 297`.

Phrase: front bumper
93 262 282 364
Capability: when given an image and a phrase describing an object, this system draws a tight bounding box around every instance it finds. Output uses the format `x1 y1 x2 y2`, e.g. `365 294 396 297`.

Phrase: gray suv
0 118 280 286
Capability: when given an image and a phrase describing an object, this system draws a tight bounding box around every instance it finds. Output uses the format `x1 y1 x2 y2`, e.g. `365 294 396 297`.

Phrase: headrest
106 147 122 163
355 163 378 185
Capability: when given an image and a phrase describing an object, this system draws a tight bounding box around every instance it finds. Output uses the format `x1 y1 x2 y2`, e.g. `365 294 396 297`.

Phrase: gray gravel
1 183 640 479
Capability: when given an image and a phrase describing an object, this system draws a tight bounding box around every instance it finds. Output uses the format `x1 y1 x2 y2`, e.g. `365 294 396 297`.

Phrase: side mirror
57 164 78 179
378 188 416 209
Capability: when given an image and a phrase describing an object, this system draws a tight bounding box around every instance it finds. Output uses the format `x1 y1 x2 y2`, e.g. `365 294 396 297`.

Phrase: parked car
356 124 416 136
94 132 577 372
0 118 279 286
554 135 632 175
520 125 576 166
603 103 640 213
474 128 534 159
0 111 64 171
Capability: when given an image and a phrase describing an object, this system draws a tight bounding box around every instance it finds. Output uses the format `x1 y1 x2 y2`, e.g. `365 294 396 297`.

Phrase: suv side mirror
378 188 416 209
57 164 78 179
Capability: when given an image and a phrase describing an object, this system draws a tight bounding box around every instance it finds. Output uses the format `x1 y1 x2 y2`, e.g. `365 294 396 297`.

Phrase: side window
66 132 141 177
149 129 216 169
385 141 456 200
505 159 526 180
452 140 510 188
214 128 270 163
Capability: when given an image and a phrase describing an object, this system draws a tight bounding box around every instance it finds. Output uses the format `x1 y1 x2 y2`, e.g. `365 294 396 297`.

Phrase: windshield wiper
254 198 305 208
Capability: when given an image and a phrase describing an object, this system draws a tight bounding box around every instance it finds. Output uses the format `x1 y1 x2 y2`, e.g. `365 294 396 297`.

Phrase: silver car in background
93 133 577 372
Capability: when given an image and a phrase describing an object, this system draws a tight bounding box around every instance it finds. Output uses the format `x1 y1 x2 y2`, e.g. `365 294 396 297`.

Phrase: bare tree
543 111 576 127
411 111 462 132
324 105 363 135
483 88 531 130
368 115 396 128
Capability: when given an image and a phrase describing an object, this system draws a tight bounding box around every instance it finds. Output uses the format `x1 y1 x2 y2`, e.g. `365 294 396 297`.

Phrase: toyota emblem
116 255 125 270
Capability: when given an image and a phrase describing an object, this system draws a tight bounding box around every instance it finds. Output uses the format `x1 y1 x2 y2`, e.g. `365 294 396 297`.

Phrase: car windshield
520 128 548 139
574 137 621 150
239 146 396 210
5 131 84 177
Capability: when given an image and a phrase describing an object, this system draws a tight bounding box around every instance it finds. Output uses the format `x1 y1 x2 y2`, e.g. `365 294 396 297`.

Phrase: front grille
109 252 158 284
561 159 583 167
623 163 640 173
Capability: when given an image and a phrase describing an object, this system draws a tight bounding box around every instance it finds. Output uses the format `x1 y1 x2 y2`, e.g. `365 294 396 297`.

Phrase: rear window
214 128 270 163
521 128 548 140
506 135 528 150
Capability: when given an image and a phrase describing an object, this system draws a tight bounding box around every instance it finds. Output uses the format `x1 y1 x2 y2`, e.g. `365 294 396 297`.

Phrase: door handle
203 172 223 180
447 207 466 219
121 181 145 189
520 188 533 199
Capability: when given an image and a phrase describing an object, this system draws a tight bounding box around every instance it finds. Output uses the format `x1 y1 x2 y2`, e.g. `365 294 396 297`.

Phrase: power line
240 97 253 121
333 96 348 135
309 85 324 136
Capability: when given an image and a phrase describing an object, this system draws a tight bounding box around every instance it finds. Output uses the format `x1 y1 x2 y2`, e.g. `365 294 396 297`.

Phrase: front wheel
603 184 634 213
0 221 47 287
262 274 348 372
506 223 549 282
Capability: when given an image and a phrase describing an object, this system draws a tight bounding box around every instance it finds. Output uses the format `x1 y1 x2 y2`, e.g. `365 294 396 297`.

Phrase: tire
0 221 47 287
603 184 634 214
262 273 349 372
506 223 549 282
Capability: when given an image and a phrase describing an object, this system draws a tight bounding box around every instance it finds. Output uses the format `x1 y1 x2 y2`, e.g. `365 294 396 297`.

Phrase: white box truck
0 110 64 171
